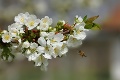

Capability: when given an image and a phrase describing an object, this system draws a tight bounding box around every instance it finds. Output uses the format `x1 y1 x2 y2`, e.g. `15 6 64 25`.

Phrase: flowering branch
0 12 100 70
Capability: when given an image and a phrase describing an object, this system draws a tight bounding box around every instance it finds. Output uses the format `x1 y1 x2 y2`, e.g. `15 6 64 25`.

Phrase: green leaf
83 15 87 21
85 15 99 23
91 23 101 30
84 15 101 30
84 23 93 29
1 46 14 61
85 23 101 30
22 48 27 54
0 40 14 61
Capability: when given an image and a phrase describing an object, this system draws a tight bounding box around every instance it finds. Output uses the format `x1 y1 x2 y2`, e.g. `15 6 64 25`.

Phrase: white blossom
37 46 45 54
34 55 48 67
43 46 53 59
74 23 88 31
28 52 39 61
72 23 88 40
37 16 52 31
40 32 48 37
26 49 31 55
47 32 64 44
60 41 68 55
38 37 47 47
9 23 23 29
75 15 83 23
73 30 86 40
40 32 65 58
25 15 40 30
8 25 19 37
14 12 30 25
30 42 38 53
38 37 53 59
41 16 52 25
22 41 30 48
37 23 49 31
25 42 39 61
52 42 63 58
53 33 64 42
67 35 82 47
8 23 24 37
0 12 92 71
52 41 68 58
2 32 12 43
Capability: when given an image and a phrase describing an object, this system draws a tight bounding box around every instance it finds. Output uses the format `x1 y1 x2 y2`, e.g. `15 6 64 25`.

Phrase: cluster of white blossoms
0 12 90 70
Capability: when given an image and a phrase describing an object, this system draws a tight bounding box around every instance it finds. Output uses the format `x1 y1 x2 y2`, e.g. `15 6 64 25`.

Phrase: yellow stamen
51 39 56 43
20 18 24 22
54 48 59 54
42 18 48 23
4 35 10 40
29 21 35 26
76 30 80 34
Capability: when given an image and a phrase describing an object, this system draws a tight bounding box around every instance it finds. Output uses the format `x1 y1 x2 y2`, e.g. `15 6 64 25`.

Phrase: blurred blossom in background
0 0 120 80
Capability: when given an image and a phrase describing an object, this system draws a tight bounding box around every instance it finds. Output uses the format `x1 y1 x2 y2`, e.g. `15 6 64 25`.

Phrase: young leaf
85 23 101 30
1 46 14 60
91 23 101 30
84 23 93 29
85 15 99 23
83 15 87 21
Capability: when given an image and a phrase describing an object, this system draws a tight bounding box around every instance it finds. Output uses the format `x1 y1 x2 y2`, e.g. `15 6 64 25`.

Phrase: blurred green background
0 0 120 80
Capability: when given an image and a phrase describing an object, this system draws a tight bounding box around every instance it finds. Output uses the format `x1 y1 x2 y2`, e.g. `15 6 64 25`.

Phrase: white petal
40 64 47 71
76 15 83 22
47 32 55 39
2 32 12 43
67 35 82 47
38 37 46 47
43 53 52 59
78 16 83 22
35 61 42 66
41 16 52 25
42 58 48 66
28 52 38 61
14 12 30 25
30 42 38 49
74 23 85 30
61 43 68 55
54 33 64 42
40 32 48 37
39 23 49 31
37 46 45 53
74 31 86 40
26 49 31 54
34 56 42 66
48 18 52 25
